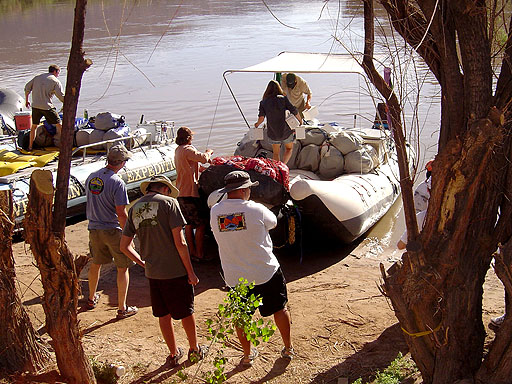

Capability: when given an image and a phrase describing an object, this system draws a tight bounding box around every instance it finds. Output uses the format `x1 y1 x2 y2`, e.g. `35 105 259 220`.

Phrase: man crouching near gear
210 170 294 367
120 175 207 367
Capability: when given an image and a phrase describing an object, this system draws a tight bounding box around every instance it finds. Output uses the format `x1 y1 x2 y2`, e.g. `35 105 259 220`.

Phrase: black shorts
177 196 209 228
248 268 288 317
149 275 195 320
32 107 61 125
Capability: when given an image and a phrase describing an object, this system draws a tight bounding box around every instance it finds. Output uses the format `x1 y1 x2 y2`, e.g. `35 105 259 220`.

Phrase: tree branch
363 0 418 248
494 13 512 110
379 0 441 80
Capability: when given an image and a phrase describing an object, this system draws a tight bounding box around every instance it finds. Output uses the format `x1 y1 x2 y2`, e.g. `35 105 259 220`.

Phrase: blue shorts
268 133 295 145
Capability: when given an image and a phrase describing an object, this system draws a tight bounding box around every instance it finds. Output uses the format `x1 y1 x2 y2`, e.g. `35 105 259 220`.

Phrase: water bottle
115 365 126 377
108 364 125 378
84 109 89 120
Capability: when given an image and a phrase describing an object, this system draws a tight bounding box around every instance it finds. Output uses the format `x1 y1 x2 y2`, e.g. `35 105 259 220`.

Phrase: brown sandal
167 347 184 368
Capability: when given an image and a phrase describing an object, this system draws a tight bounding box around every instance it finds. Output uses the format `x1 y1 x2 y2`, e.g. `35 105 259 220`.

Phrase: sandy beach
9 218 505 383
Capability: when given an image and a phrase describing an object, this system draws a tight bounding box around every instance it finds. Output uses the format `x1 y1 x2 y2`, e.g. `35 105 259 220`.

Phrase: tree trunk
381 105 508 384
24 170 96 384
0 190 50 373
364 1 512 382
475 239 512 383
53 0 91 234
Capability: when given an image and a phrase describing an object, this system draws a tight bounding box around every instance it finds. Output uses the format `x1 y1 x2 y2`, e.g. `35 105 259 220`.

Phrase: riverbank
10 219 504 383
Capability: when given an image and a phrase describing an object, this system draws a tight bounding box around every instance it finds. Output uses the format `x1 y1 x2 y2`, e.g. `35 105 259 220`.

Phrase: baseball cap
107 144 132 163
218 171 259 193
286 73 297 88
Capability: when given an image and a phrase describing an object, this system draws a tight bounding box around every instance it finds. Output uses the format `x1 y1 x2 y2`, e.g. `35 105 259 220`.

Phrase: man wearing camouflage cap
85 144 138 320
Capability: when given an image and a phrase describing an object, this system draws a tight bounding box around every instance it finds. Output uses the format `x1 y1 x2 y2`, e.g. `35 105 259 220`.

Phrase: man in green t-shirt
120 175 206 367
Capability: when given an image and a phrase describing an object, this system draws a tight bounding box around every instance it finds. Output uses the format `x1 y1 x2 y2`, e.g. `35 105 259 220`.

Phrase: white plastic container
302 105 319 121
295 125 306 140
136 122 160 143
285 112 300 129
249 127 264 140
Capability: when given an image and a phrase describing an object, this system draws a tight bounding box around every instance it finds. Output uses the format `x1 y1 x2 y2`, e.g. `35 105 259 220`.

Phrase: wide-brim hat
218 170 259 193
140 175 179 198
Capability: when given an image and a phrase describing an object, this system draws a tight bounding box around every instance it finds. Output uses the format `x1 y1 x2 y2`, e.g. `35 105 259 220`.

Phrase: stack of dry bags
235 125 382 180
75 112 146 150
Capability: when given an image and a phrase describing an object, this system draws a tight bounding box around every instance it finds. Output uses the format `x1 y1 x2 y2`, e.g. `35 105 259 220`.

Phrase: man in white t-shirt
397 210 427 250
210 171 294 366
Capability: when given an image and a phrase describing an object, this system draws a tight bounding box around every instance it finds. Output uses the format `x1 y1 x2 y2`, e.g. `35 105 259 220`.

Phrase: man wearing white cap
85 144 138 320
120 175 206 367
210 170 294 367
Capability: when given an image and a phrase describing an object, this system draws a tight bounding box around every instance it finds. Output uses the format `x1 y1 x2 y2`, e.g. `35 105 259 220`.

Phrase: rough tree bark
24 170 96 383
22 0 94 381
0 190 50 374
53 0 92 234
361 1 512 383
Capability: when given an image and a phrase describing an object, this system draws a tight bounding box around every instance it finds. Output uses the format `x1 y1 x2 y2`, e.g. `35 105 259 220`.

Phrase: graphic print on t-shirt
217 212 246 232
88 177 104 195
132 201 159 229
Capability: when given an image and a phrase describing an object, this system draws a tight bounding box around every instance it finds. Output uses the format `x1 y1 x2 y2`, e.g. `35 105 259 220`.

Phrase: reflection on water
0 0 440 242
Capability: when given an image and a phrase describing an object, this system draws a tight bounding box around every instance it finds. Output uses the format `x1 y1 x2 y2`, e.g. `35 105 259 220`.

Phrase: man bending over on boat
210 170 294 367
174 126 214 262
280 73 312 120
254 80 301 164
24 64 65 151
85 145 138 320
120 175 206 367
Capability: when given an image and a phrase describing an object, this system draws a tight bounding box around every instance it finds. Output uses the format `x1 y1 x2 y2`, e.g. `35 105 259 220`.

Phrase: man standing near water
85 145 138 320
210 171 294 366
24 65 65 151
280 73 312 119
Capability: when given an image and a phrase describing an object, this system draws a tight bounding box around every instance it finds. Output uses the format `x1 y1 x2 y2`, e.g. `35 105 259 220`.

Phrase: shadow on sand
310 323 410 384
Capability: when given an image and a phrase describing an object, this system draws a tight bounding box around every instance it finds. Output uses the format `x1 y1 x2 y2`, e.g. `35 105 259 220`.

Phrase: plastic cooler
14 112 32 131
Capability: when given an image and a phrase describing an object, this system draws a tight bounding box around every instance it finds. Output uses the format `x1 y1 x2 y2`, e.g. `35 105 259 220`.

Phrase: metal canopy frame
222 52 376 128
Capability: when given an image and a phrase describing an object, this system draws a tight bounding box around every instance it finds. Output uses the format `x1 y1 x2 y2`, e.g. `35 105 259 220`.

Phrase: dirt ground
7 217 506 384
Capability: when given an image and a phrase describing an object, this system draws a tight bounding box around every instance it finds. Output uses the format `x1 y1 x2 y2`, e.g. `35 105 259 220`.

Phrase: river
0 0 440 248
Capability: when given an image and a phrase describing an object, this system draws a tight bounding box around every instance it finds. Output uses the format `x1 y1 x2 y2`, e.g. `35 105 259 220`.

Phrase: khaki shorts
89 229 134 268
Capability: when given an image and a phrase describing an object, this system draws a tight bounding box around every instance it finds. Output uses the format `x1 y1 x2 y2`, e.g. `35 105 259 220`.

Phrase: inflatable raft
0 88 24 135
0 92 178 231
200 52 415 245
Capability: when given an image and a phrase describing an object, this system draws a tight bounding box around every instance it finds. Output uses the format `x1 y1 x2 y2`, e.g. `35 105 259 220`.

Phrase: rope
206 79 225 150
401 322 441 338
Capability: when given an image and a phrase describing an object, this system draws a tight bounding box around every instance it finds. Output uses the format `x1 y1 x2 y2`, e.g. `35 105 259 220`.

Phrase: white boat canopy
221 51 386 128
224 52 368 75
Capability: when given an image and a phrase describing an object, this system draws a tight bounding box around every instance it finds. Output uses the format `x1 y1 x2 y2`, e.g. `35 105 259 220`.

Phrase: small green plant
350 352 417 384
90 358 119 384
192 278 276 384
